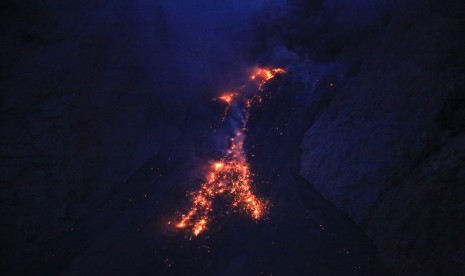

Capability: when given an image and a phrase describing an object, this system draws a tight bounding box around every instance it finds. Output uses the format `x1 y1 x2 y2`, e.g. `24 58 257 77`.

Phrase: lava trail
175 67 286 236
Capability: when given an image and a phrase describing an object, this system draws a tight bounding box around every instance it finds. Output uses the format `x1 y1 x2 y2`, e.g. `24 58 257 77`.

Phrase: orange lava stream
250 67 286 90
218 92 237 123
218 92 236 104
175 66 285 236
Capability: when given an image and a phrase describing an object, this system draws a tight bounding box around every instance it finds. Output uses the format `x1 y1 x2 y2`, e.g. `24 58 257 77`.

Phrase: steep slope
61 75 387 275
298 0 465 273
0 1 184 274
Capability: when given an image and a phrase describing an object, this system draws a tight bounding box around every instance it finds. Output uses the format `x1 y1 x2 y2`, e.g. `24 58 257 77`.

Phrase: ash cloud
159 0 269 95
246 0 396 116
252 0 394 64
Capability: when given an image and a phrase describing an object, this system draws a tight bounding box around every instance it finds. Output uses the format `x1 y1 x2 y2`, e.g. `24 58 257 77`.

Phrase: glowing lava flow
250 67 286 90
218 92 236 104
176 132 266 236
218 92 237 122
176 67 286 236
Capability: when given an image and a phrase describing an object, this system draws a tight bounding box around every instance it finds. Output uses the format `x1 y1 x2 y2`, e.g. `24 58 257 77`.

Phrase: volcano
2 0 465 275
57 69 386 275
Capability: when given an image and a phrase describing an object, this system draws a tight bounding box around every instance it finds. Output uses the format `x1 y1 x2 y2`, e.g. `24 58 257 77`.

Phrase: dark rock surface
297 0 465 273
0 0 185 274
365 132 465 275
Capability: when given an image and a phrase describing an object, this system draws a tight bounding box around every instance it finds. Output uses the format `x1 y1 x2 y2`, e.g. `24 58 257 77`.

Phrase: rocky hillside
2 0 464 274
0 0 185 273
294 0 465 273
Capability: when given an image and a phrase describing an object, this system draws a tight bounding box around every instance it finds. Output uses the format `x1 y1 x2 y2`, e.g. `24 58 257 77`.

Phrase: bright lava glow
175 66 286 236
250 67 286 89
218 92 237 122
218 92 236 104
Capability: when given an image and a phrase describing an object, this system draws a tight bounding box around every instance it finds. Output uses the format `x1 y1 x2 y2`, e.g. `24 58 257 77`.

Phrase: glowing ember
218 93 236 104
176 66 286 236
217 92 238 122
176 140 267 236
250 67 286 88
176 133 268 236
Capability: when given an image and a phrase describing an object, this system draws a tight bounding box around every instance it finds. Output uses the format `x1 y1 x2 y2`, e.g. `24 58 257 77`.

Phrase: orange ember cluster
218 92 237 122
176 131 268 236
250 67 286 88
175 66 285 237
218 92 236 105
